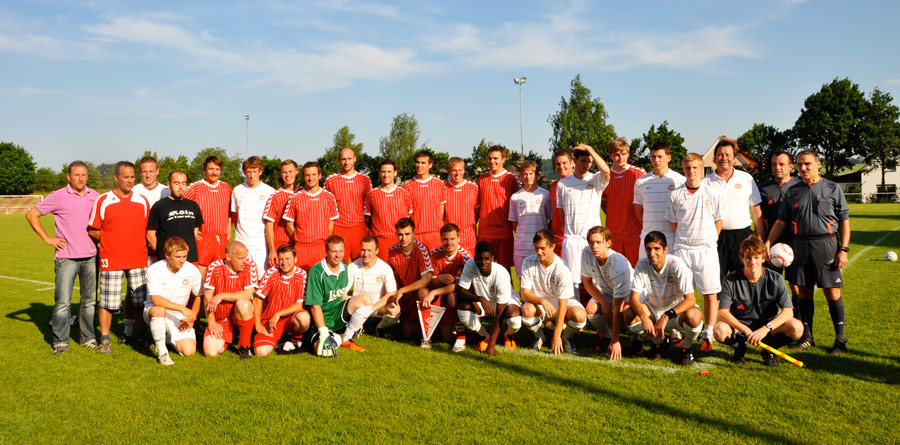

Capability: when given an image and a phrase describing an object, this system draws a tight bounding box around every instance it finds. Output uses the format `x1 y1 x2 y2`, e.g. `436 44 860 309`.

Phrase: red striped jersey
477 170 520 239
256 265 306 319
603 165 645 235
184 179 232 236
430 246 471 279
387 239 433 287
263 188 295 246
283 188 339 244
402 177 447 234
88 190 150 271
204 258 258 322
324 172 372 228
549 179 566 246
443 180 479 250
364 186 412 238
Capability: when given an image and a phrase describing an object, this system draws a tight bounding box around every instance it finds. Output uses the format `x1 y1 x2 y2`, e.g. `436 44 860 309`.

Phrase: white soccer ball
885 251 898 262
769 243 794 268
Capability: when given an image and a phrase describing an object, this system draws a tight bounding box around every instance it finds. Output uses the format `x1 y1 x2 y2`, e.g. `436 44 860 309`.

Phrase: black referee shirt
777 178 849 238
719 267 792 326
758 177 801 245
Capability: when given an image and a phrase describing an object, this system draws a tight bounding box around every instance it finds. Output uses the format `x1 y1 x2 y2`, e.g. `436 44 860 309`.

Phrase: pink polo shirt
34 184 100 259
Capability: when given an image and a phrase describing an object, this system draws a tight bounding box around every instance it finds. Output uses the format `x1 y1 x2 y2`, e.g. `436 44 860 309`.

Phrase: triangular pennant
418 304 445 341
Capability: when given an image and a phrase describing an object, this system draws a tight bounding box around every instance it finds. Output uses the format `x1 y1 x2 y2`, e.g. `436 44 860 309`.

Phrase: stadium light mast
244 114 250 155
513 76 527 156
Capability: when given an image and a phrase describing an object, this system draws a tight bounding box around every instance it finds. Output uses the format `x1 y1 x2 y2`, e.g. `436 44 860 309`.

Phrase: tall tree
0 141 36 194
630 121 687 172
863 87 900 190
548 74 616 155
379 113 427 180
793 77 868 179
318 126 366 176
189 147 244 186
736 124 795 181
34 167 66 192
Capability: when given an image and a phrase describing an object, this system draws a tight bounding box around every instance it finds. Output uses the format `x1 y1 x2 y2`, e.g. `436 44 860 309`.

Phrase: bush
0 142 37 194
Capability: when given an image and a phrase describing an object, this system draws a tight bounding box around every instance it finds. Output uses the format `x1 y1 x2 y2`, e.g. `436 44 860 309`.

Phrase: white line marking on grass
847 223 900 268
504 348 715 373
0 275 78 291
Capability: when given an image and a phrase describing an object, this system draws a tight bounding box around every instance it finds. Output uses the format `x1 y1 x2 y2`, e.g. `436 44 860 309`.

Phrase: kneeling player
714 236 803 366
625 231 703 365
144 237 203 365
347 236 398 336
419 223 470 348
519 230 587 355
453 241 522 355
580 226 633 360
203 241 258 359
382 218 435 346
252 244 311 357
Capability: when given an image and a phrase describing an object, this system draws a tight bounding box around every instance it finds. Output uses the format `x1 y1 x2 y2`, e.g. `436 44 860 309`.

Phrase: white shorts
534 297 583 320
142 306 196 344
673 247 721 295
638 230 677 259
562 236 588 284
243 244 268 278
474 291 522 316
513 252 530 278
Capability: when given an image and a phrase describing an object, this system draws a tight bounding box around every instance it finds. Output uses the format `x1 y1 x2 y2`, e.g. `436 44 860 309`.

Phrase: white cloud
0 31 104 59
885 79 900 85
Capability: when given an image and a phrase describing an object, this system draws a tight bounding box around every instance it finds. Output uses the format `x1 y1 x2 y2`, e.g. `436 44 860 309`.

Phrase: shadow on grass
6 302 55 345
791 348 900 385
457 352 801 444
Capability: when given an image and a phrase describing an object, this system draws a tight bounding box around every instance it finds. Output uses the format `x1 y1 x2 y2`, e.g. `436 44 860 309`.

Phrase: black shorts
717 227 752 279
788 235 843 289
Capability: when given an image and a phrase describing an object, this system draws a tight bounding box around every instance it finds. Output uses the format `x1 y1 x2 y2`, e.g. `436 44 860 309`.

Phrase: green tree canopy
548 74 616 155
0 141 36 194
34 167 66 192
188 147 244 186
737 124 795 181
135 150 190 186
629 121 686 172
379 113 432 180
318 126 366 177
863 87 900 189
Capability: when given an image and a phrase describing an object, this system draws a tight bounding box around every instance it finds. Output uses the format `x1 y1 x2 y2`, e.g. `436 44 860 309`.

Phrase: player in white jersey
347 235 398 338
633 142 686 258
231 156 276 278
580 226 633 360
143 237 202 366
625 231 703 365
509 160 552 279
556 144 610 303
519 230 587 355
452 241 522 354
666 153 723 353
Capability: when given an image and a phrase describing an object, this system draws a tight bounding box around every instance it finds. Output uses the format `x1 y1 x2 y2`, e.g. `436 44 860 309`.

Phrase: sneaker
671 338 684 349
277 341 302 355
99 340 111 354
629 337 644 356
53 345 68 355
680 347 695 366
504 335 517 350
594 334 611 352
761 349 778 367
475 338 490 352
340 340 366 352
157 353 175 366
530 336 544 351
117 335 131 345
790 338 813 350
563 337 576 354
648 342 665 361
452 336 467 353
420 339 432 349
79 339 98 349
830 336 848 355
731 341 747 365
239 346 253 360
699 337 713 353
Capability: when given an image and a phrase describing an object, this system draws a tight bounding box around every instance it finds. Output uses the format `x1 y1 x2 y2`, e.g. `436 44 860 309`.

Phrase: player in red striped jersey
264 159 299 268
203 241 258 359
602 138 646 267
325 147 372 263
252 244 310 357
443 157 479 255
284 162 339 271
549 149 574 257
184 155 232 282
419 223 471 348
403 150 446 252
381 218 435 344
365 160 412 262
477 145 520 269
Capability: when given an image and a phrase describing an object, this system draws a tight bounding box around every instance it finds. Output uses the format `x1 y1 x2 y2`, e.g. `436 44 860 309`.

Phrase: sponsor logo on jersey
586 184 594 190
182 279 189 285
668 185 675 191
549 276 556 285
735 183 742 189
704 199 711 207
667 275 675 284
376 276 383 283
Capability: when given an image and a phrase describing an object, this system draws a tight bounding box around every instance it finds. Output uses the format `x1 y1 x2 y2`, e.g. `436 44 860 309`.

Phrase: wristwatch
765 323 775 331
839 246 849 253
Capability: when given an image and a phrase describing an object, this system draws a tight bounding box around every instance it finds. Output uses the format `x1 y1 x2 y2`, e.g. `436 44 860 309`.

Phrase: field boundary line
847 223 900 268
504 347 715 373
0 275 78 291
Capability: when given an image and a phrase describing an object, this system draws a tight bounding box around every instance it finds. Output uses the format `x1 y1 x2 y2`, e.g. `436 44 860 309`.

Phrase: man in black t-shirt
147 170 204 263
714 236 803 366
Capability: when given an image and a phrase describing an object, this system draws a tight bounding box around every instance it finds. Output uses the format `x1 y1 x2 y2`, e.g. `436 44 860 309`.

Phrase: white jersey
519 254 574 308
633 170 685 239
508 186 552 254
556 172 608 239
133 182 171 207
348 257 397 299
231 182 276 248
580 247 634 302
631 255 693 313
666 183 723 250
458 259 513 306
701 169 761 230
145 260 202 310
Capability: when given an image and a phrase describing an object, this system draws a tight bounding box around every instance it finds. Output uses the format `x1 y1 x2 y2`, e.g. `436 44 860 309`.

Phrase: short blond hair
519 160 538 173
682 153 703 165
608 138 630 155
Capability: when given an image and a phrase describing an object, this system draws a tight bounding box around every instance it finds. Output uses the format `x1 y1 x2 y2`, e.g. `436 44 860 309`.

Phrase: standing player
88 161 151 354
184 155 232 281
231 156 275 278
365 160 412 262
26 161 99 353
143 237 202 366
477 145 520 269
419 223 471 348
203 241 258 359
403 150 446 252
263 159 299 268
443 157 479 254
252 244 310 357
381 218 435 344
519 230 587 355
633 142 685 257
601 139 645 266
284 162 339 271
766 150 851 354
549 149 574 256
325 147 372 263
347 236 398 335
580 226 634 359
556 143 611 303
147 170 203 265
667 153 724 352
625 231 703 365
508 160 551 279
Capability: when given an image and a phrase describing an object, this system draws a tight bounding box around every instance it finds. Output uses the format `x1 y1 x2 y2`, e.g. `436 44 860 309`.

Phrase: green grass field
2 205 899 443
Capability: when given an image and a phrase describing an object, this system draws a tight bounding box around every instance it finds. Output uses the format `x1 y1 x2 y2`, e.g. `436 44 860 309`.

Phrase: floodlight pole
513 77 527 156
244 115 250 155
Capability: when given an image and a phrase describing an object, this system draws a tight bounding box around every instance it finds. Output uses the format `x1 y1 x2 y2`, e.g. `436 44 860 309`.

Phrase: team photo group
27 137 851 368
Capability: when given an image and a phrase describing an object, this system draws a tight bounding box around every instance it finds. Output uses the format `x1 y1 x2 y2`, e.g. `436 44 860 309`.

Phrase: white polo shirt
631 254 693 313
633 170 686 236
666 182 723 250
347 257 397 299
580 247 634 302
519 254 574 308
702 169 761 230
458 259 513 306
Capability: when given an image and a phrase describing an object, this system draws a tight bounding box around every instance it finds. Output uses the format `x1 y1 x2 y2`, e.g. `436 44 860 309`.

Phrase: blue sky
2 0 899 169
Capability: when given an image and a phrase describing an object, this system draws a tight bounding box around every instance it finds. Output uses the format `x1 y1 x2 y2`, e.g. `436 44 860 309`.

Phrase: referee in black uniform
757 151 802 301
766 150 851 354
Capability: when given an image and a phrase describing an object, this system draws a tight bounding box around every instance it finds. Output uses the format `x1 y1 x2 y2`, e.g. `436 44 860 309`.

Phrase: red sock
235 318 253 348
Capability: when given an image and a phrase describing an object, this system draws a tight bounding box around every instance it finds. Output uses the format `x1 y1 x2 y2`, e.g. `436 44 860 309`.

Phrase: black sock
791 294 799 319
764 333 792 349
827 298 846 338
798 298 815 337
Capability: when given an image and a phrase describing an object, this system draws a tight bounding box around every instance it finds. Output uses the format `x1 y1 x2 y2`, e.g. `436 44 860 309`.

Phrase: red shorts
197 233 228 266
294 241 326 271
334 223 369 263
376 236 397 262
611 232 640 268
204 319 234 344
417 231 442 253
253 312 303 348
554 234 564 257
478 236 514 269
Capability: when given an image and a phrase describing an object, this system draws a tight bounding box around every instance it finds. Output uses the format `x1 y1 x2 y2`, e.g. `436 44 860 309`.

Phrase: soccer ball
886 251 898 262
769 243 794 268
313 331 342 357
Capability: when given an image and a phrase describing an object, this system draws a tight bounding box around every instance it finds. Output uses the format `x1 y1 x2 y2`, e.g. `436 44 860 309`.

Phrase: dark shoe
731 341 747 365
761 349 778 367
53 345 68 355
629 337 644 356
830 336 848 355
680 347 695 366
99 340 111 354
239 346 253 360
648 342 665 361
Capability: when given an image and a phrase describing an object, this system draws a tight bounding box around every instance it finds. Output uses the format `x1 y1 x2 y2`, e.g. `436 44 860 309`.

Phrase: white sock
563 319 586 339
343 305 374 341
376 315 399 329
505 316 522 335
457 310 489 337
628 321 643 336
703 324 714 339
123 319 135 336
149 317 168 356
587 313 612 338
523 316 541 333
680 321 703 348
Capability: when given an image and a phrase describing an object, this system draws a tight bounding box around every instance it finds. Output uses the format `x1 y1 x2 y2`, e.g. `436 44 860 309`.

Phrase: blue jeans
53 257 97 346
